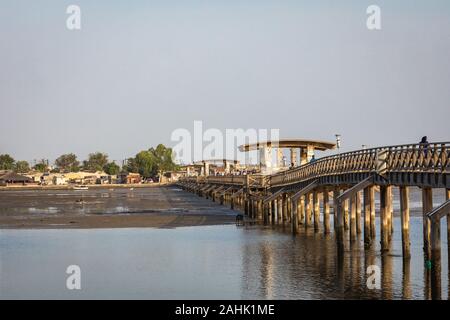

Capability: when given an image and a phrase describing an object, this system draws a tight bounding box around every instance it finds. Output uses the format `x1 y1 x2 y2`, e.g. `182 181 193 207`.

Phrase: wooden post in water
230 194 234 210
292 199 298 234
422 187 433 259
258 200 263 220
430 215 441 300
400 186 411 258
305 193 312 228
277 196 283 224
323 189 331 234
299 196 305 225
370 186 376 239
263 202 269 224
297 200 302 227
313 191 320 232
344 197 349 231
447 189 450 271
350 194 357 242
386 185 393 240
333 189 340 231
356 191 362 234
335 197 345 253
363 187 371 246
283 194 289 223
380 186 389 252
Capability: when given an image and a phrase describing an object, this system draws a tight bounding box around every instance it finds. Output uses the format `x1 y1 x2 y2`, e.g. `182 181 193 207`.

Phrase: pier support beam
313 191 320 232
344 197 349 231
305 193 312 228
292 200 298 234
446 189 450 270
356 191 362 234
278 197 283 224
400 186 411 259
387 186 393 240
323 189 331 234
422 187 433 259
363 187 373 246
380 186 389 252
350 195 357 242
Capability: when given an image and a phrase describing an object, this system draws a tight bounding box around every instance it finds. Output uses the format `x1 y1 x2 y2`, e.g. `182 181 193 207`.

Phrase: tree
133 150 156 178
124 144 178 179
83 152 109 172
33 163 47 172
0 154 15 170
103 162 120 175
55 153 80 172
150 144 178 181
14 161 30 173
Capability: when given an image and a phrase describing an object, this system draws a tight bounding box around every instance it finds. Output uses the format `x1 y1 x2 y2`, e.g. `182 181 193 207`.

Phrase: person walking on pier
419 136 429 157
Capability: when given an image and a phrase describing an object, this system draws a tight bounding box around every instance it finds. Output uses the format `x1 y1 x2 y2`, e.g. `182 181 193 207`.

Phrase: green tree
33 163 47 172
150 144 178 180
134 150 156 178
0 154 15 170
103 162 120 175
14 161 30 173
83 152 109 172
55 153 80 172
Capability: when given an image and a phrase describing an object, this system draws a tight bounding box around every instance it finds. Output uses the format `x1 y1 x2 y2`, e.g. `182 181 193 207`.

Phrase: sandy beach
0 186 236 229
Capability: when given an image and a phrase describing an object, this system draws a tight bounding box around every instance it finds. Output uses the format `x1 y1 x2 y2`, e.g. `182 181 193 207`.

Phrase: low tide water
0 217 448 299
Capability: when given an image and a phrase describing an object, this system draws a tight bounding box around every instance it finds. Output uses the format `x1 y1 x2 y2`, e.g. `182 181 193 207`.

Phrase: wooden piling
350 194 357 242
422 187 433 259
333 189 340 231
344 197 349 231
356 191 362 234
447 189 450 271
363 187 371 246
430 215 441 300
305 193 312 228
400 186 410 258
386 185 393 240
292 199 298 234
380 185 389 252
277 197 283 224
313 191 320 232
370 186 376 239
299 196 305 225
335 197 345 253
323 189 331 234
283 195 289 223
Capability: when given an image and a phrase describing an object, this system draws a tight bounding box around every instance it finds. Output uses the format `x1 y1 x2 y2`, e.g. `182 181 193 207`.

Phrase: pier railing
270 142 449 187
179 142 449 188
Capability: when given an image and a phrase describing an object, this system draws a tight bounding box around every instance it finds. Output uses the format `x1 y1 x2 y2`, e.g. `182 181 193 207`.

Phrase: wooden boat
73 185 89 190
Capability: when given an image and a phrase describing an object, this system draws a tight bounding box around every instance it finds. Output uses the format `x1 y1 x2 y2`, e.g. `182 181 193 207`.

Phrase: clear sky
1 0 449 164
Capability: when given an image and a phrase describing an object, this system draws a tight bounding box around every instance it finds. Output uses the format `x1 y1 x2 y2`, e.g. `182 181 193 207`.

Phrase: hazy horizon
1 0 449 164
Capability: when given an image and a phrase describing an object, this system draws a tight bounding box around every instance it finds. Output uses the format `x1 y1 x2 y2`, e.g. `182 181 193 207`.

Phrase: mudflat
0 186 236 229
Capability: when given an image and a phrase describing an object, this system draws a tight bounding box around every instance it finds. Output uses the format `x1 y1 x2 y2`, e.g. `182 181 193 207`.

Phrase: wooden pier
179 142 450 298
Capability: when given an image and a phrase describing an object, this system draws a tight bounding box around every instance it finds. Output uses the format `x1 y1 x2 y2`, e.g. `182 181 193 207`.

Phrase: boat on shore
73 185 89 190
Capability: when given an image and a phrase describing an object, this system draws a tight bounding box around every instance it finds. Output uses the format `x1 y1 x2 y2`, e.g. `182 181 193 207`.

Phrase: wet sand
0 186 235 229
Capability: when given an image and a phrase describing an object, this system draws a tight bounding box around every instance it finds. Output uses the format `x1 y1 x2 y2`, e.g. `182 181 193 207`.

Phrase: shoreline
0 182 174 191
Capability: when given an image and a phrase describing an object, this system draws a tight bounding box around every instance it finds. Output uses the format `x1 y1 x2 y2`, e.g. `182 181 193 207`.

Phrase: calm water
0 218 448 299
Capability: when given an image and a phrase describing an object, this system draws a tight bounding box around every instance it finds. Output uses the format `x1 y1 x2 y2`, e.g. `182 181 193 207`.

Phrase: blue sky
1 1 449 163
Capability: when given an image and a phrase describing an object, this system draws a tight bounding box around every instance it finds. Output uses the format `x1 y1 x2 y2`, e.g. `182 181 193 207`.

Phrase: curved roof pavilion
239 139 336 152
238 138 336 174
